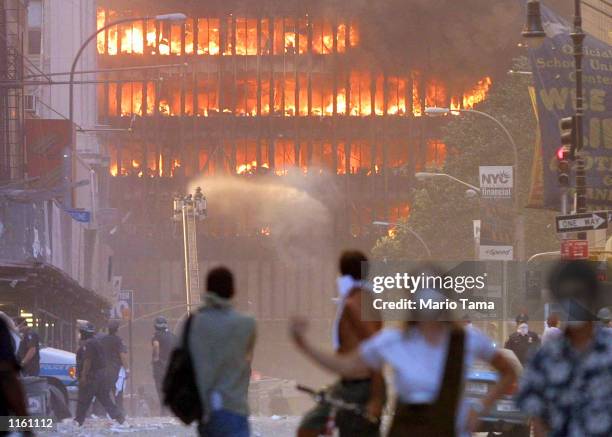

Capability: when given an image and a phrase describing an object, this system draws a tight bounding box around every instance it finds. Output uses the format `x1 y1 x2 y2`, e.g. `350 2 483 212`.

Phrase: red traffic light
556 146 567 160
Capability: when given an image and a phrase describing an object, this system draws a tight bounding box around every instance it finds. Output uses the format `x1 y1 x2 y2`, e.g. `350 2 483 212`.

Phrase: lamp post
372 221 432 258
415 172 481 258
68 12 186 206
415 171 482 194
424 106 523 259
522 0 587 239
173 187 207 313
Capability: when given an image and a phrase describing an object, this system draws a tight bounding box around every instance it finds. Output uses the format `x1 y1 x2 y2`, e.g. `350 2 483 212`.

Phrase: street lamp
372 221 432 258
522 0 587 240
68 12 186 206
415 172 481 194
424 106 522 259
521 0 547 49
173 187 207 313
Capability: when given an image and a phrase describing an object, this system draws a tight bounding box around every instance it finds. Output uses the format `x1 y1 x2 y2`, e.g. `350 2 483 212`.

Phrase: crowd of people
1 254 611 436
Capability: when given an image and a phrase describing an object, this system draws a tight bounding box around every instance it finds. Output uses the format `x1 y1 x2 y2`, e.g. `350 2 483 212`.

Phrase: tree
372 57 559 261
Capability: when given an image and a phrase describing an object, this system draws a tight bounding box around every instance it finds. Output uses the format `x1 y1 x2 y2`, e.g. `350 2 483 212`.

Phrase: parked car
466 348 529 437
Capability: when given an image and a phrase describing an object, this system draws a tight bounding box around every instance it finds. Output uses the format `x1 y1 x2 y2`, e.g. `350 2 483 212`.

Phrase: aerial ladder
173 187 207 312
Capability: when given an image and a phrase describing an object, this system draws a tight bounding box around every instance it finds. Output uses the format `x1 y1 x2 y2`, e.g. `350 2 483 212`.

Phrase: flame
96 9 105 54
236 161 269 174
260 226 271 236
462 77 492 109
284 32 296 52
110 163 118 176
158 99 171 115
98 10 357 57
412 72 422 117
450 97 461 114
131 159 140 168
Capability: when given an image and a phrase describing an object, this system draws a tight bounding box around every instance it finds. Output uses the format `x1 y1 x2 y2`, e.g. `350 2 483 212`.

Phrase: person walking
504 314 540 365
290 283 517 436
99 320 129 411
516 260 612 437
186 266 256 437
74 322 125 426
14 316 40 377
297 250 385 437
151 316 176 414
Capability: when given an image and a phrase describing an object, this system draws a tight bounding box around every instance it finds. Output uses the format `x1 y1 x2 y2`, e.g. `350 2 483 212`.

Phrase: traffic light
559 116 577 160
556 146 570 187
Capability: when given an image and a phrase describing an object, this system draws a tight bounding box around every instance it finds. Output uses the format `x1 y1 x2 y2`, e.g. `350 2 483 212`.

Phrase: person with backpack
151 316 176 414
184 266 256 437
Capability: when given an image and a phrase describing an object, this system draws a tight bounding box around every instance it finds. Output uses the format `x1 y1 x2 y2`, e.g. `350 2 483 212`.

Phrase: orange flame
462 77 492 109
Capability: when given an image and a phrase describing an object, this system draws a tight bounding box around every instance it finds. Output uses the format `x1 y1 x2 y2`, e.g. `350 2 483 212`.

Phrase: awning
0 259 109 325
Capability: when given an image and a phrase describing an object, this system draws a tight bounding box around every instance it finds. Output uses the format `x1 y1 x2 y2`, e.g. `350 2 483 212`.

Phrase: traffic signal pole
572 0 587 239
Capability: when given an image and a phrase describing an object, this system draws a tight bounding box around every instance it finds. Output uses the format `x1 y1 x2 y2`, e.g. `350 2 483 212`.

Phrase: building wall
583 0 611 44
19 0 115 300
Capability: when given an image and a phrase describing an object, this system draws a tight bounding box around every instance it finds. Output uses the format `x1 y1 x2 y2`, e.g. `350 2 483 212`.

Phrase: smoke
188 170 336 261
351 0 523 85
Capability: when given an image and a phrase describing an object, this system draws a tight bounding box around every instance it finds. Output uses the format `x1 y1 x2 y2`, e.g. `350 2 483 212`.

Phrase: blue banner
527 4 612 209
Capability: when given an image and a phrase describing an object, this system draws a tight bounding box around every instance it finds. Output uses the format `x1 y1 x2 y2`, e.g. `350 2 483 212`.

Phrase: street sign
111 290 133 320
555 211 608 233
66 209 91 223
479 245 514 261
561 240 589 260
479 166 513 199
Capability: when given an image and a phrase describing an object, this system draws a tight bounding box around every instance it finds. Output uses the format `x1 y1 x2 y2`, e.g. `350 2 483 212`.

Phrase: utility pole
522 1 588 241
571 0 587 240
173 187 207 312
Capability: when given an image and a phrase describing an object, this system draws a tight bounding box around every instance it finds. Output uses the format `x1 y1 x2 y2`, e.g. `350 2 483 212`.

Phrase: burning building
97 0 501 323
87 0 526 387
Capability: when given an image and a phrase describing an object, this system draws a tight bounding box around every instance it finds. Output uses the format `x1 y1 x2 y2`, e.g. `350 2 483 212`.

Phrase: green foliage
372 57 559 261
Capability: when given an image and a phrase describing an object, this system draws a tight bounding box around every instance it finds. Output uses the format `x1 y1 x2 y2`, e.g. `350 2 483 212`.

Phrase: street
46 416 300 437
43 417 494 436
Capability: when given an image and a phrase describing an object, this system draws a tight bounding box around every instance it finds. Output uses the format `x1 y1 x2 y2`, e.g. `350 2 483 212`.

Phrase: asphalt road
41 416 492 436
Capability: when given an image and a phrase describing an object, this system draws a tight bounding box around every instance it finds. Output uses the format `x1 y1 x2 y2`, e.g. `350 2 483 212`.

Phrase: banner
527 5 612 209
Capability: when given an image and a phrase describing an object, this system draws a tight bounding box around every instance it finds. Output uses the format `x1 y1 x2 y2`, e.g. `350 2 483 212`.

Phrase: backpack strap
182 313 195 350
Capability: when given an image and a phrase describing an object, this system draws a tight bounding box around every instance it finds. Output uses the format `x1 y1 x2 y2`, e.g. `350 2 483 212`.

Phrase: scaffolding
0 0 25 183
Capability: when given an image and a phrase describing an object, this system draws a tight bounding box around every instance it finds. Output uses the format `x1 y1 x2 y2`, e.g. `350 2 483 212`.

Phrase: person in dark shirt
504 314 541 365
151 316 176 414
74 322 124 426
0 314 28 435
99 320 128 410
14 316 40 376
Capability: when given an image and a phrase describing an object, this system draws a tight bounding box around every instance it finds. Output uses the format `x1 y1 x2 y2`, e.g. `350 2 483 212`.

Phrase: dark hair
516 313 529 324
108 319 120 334
548 260 599 301
339 250 368 280
547 313 560 328
206 266 235 299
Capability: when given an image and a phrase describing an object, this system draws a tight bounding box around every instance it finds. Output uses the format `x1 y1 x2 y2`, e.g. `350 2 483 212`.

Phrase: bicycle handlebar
296 383 378 423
